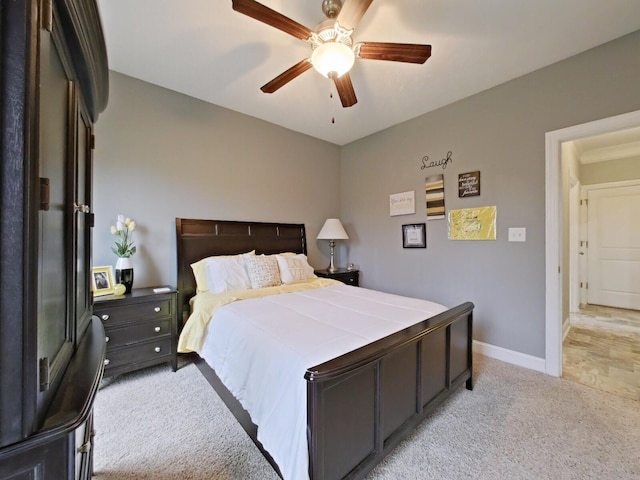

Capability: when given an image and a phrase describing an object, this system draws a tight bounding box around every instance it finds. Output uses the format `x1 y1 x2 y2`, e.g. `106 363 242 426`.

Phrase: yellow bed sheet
178 277 341 354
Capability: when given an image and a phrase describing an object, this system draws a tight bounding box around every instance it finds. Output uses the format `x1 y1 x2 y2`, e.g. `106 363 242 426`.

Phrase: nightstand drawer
103 337 172 372
104 318 171 348
95 298 173 324
339 273 358 286
315 269 359 287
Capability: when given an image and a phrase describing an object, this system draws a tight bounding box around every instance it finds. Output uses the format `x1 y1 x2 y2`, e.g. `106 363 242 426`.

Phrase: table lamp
317 218 349 273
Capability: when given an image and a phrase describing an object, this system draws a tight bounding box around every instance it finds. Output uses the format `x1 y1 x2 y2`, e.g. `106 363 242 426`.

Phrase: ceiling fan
232 0 432 108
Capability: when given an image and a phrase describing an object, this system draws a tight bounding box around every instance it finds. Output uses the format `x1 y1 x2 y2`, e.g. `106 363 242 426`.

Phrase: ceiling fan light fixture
311 41 355 78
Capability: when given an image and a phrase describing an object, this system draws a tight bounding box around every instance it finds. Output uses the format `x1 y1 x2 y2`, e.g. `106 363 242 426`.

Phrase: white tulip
110 225 117 235
128 221 136 231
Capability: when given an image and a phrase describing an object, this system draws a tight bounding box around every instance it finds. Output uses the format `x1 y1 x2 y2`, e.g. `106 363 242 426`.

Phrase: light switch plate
508 227 526 242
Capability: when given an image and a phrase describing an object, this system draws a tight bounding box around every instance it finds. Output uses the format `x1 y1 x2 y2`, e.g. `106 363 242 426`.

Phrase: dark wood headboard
175 218 307 325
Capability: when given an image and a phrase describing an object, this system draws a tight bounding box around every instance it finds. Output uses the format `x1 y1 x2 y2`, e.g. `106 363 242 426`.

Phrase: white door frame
545 109 640 377
569 174 580 314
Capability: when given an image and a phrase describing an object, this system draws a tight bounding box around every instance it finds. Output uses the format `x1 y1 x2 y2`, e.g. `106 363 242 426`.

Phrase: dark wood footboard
193 301 473 480
305 301 474 480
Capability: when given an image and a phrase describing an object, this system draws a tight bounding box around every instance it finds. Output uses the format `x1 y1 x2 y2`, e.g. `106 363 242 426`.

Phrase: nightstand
315 268 359 286
93 286 178 378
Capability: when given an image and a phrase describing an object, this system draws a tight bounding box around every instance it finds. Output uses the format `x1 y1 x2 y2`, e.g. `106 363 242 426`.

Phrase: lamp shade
317 218 349 240
311 42 355 78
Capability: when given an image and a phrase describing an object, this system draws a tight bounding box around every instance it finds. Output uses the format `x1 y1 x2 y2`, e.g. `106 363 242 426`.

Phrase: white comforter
199 284 447 480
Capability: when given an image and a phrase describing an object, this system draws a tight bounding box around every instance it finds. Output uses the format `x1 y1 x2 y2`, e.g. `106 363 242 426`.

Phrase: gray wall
339 30 640 359
94 30 640 361
93 72 341 287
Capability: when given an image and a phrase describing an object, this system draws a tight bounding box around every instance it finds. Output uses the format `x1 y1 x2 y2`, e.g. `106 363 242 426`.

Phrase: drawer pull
101 314 109 321
104 359 110 366
105 336 110 343
154 306 161 313
154 347 161 353
154 326 161 333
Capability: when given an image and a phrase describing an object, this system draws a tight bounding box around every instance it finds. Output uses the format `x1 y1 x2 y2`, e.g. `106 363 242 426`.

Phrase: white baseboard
473 340 546 373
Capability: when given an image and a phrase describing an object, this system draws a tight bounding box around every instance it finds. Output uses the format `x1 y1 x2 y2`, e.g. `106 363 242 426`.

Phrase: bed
175 218 474 480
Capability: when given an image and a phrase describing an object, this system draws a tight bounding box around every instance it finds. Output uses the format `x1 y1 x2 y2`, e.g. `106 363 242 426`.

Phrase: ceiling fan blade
232 0 312 41
337 0 373 30
331 73 357 108
357 42 432 64
261 59 313 93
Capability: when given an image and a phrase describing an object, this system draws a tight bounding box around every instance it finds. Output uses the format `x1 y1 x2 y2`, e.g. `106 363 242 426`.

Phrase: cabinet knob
105 336 110 343
104 359 110 366
154 326 161 333
101 314 109 321
154 347 161 353
154 306 161 313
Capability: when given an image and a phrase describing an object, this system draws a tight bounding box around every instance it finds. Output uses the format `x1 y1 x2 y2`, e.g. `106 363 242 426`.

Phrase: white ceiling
97 0 640 146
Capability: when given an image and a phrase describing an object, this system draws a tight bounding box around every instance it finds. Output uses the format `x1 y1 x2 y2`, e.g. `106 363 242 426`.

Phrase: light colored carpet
93 354 640 480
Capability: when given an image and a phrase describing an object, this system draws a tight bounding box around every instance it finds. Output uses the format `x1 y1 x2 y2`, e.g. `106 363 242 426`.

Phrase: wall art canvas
425 174 445 220
448 206 497 240
389 190 416 216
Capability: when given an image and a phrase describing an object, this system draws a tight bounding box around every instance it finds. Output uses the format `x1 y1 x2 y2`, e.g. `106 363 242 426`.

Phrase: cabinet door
36 12 75 420
74 109 94 339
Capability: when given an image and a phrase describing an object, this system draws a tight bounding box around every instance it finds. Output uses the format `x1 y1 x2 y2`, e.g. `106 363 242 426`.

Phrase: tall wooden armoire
0 0 109 477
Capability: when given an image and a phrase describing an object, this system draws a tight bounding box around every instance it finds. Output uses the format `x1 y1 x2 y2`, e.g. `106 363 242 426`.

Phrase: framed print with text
402 223 426 248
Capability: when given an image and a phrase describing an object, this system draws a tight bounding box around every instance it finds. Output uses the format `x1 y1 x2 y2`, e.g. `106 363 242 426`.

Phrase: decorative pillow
276 254 316 284
205 255 251 293
245 255 281 289
190 251 255 293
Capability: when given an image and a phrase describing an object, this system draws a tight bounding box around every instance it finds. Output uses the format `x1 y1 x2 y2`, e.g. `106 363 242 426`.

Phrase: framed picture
402 223 426 248
92 265 115 296
458 171 480 197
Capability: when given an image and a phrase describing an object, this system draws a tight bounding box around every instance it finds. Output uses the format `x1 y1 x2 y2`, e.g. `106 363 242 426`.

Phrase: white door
587 184 640 309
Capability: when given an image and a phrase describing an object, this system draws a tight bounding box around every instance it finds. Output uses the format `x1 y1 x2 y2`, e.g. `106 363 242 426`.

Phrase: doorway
545 109 640 377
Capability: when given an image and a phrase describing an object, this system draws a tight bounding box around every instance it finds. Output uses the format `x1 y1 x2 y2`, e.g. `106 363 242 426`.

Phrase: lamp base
327 239 338 273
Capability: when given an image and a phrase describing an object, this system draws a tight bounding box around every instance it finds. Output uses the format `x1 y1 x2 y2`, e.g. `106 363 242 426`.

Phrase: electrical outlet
508 227 526 242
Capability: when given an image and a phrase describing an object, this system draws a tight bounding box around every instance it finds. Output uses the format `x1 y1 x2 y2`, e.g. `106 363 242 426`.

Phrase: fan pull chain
330 80 336 124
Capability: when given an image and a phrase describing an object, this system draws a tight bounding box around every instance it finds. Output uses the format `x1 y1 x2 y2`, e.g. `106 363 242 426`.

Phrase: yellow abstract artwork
448 206 497 240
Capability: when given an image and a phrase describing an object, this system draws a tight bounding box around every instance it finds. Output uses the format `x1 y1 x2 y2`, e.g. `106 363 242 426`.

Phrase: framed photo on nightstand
402 223 426 248
92 265 115 296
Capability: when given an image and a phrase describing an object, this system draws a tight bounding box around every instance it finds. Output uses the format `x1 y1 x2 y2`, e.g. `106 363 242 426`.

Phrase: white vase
115 257 134 293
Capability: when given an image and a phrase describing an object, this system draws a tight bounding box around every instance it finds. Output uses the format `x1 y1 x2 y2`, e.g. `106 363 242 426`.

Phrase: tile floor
563 304 640 401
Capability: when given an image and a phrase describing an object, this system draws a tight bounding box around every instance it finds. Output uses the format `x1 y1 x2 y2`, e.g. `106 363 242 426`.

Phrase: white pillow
190 251 255 293
245 255 281 289
205 255 251 293
276 254 316 284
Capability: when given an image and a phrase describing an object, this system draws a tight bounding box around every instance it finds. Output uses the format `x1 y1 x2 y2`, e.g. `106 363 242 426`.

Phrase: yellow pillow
190 251 255 293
